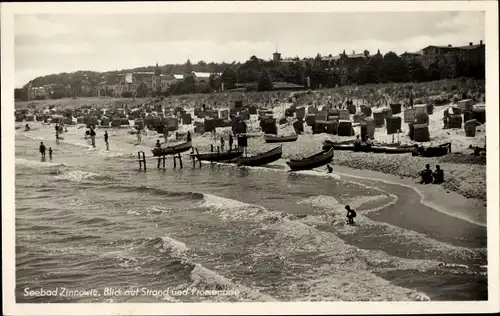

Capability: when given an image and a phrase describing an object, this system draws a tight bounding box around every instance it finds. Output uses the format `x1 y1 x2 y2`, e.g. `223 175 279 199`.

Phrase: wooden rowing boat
151 140 192 157
322 140 413 154
286 147 334 171
264 134 298 143
237 146 282 167
193 150 244 162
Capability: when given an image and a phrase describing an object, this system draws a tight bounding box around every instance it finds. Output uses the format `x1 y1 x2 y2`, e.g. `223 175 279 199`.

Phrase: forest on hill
19 51 484 99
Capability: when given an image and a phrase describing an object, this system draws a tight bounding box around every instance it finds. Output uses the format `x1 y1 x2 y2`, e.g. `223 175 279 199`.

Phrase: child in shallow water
345 205 356 225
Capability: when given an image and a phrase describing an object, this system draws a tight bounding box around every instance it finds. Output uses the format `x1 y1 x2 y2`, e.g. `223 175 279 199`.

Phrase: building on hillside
417 40 485 68
456 41 485 65
159 74 177 91
400 52 423 63
28 86 48 100
151 64 179 94
96 81 108 97
192 72 212 84
133 72 154 91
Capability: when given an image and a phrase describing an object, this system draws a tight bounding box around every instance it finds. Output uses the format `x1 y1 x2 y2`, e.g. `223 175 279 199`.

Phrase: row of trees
18 51 485 100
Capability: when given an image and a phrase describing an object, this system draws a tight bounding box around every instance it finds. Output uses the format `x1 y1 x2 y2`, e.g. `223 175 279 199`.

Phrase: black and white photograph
2 1 499 315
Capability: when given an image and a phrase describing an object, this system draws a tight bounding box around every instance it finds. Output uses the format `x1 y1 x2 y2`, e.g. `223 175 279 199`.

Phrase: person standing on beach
220 136 225 151
39 142 46 159
104 131 109 150
187 131 192 142
228 134 233 151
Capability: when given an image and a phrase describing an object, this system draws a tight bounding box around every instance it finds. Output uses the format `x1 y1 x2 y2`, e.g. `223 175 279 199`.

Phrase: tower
273 51 281 63
154 63 161 94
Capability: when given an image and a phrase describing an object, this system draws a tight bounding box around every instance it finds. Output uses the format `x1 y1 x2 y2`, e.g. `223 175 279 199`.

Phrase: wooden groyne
137 149 202 171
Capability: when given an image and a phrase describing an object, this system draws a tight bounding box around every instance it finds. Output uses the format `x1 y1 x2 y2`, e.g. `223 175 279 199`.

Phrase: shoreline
332 165 486 227
15 121 486 227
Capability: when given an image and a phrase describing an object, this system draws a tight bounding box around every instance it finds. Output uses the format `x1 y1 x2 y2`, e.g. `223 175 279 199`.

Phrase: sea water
14 123 487 302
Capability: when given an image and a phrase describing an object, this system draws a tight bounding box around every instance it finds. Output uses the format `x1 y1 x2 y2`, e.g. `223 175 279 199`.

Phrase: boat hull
286 147 334 171
195 150 244 162
322 140 413 154
237 146 282 167
264 135 298 143
151 141 192 157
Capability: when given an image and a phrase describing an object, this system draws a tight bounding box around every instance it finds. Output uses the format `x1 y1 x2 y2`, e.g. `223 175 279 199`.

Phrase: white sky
15 11 485 88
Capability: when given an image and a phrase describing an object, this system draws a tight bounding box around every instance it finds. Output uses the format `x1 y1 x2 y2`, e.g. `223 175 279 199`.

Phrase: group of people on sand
354 135 373 150
419 164 444 184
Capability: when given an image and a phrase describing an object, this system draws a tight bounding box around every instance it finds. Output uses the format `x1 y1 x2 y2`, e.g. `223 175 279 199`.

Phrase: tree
428 62 441 81
136 82 149 97
183 75 196 93
257 71 273 91
407 61 429 82
184 59 193 73
381 52 406 82
221 67 237 90
197 60 208 72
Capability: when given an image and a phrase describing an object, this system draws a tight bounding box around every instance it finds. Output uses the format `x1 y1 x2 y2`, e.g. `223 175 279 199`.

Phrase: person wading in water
326 164 333 173
104 131 109 150
345 205 357 225
48 147 53 160
90 127 96 148
39 142 46 160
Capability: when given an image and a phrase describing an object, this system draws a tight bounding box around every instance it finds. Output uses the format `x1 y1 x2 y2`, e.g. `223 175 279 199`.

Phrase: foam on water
197 193 446 300
284 268 431 301
298 194 398 216
15 158 69 168
259 219 435 301
189 264 277 302
161 236 189 255
55 170 109 182
198 193 280 222
294 170 342 180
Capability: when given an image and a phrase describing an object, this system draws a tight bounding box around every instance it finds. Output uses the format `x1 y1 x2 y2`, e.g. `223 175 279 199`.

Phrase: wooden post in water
178 153 183 169
195 148 202 169
163 154 166 169
211 144 214 152
191 147 196 168
138 151 142 170
157 155 161 169
142 152 147 171
173 149 177 169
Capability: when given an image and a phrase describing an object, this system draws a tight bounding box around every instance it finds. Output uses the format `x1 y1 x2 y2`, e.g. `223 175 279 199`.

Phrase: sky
14 11 485 88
